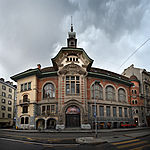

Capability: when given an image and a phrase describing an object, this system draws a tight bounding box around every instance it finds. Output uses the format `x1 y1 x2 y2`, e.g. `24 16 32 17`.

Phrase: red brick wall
86 77 130 103
37 77 58 101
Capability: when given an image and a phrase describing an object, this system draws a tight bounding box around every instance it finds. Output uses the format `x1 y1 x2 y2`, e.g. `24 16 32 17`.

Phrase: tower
67 18 77 48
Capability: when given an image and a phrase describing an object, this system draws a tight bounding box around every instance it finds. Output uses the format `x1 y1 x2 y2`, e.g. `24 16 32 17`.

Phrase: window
21 117 24 124
106 86 115 101
106 106 110 117
24 83 27 90
66 76 80 95
134 90 137 94
99 106 104 117
28 82 31 90
8 114 11 118
135 100 137 104
23 95 28 102
136 109 138 114
8 94 12 99
2 85 6 90
43 83 55 98
2 113 5 118
8 107 12 112
113 107 117 117
47 105 50 111
22 106 28 113
8 100 12 105
51 105 55 113
91 82 103 99
1 105 6 110
119 107 122 117
118 88 126 102
21 84 23 91
9 88 12 93
42 106 45 114
2 92 6 97
124 108 127 117
25 117 29 124
20 82 32 92
1 99 5 103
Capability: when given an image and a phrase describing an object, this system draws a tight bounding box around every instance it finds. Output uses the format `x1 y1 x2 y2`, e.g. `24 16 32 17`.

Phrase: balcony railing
38 111 57 116
19 99 30 105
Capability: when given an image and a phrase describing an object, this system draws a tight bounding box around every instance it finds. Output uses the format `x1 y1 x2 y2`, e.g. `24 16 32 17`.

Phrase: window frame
65 76 80 95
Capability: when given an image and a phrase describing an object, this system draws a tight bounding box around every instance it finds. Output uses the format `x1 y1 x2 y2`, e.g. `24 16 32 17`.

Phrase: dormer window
66 56 79 62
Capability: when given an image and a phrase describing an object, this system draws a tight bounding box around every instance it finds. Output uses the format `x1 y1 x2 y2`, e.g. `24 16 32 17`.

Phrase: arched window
43 83 55 99
21 117 24 124
118 88 126 102
25 117 29 124
106 85 115 101
91 83 103 99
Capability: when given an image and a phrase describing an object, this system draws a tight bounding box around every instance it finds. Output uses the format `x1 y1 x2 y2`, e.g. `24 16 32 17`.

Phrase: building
0 78 16 128
122 64 150 127
11 25 136 130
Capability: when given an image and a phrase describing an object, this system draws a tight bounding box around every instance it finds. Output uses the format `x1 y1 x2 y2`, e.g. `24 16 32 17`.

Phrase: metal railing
19 99 30 105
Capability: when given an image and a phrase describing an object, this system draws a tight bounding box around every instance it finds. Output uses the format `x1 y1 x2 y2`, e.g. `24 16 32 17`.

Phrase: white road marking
0 137 79 147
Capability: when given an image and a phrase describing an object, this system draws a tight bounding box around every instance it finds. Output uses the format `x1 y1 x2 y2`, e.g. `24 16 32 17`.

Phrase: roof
11 67 57 82
88 67 132 86
51 47 93 71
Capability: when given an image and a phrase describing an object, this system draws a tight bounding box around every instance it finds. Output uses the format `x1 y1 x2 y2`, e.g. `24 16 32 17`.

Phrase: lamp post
94 80 100 138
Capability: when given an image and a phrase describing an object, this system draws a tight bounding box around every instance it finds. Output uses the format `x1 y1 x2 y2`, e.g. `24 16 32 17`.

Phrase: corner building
11 26 135 130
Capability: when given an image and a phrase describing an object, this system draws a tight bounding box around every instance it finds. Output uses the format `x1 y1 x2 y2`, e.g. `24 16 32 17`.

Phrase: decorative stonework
58 63 86 75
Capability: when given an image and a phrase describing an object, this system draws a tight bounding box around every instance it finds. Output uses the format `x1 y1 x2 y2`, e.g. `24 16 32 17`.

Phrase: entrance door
66 114 80 127
65 106 80 128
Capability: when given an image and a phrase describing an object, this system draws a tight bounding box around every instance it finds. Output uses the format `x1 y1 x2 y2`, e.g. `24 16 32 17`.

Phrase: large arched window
118 88 126 102
91 82 103 99
43 83 55 99
106 85 115 101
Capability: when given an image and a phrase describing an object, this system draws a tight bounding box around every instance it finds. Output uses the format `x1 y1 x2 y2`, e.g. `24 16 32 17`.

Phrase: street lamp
94 80 100 138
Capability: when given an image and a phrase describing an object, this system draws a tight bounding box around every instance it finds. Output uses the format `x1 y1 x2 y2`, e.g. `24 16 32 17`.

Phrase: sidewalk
76 129 150 144
0 127 150 145
0 127 149 133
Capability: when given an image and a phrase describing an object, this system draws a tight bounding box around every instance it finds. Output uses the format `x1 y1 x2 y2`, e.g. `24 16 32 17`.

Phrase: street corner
76 137 107 145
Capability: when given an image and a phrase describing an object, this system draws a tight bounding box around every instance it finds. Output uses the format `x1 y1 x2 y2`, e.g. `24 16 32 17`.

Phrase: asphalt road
0 128 150 150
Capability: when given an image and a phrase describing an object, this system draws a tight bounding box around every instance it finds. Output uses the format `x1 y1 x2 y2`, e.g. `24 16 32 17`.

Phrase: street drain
113 137 119 138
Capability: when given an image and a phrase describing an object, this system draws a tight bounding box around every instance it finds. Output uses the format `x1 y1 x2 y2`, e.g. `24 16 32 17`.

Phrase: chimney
37 64 41 69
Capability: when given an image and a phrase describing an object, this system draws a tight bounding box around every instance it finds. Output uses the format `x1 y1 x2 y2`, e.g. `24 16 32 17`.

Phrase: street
0 128 150 150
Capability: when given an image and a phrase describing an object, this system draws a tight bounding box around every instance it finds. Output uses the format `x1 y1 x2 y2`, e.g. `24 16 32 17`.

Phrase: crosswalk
111 138 150 150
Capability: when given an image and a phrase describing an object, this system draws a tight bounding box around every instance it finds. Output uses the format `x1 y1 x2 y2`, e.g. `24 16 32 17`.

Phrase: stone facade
0 78 16 127
122 64 150 126
11 26 139 130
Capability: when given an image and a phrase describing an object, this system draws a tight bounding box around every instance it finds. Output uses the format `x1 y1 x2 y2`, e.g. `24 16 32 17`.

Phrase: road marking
111 139 140 145
131 144 150 150
117 141 147 149
0 137 79 147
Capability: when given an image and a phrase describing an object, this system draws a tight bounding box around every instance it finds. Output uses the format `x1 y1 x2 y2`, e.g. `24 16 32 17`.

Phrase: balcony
38 111 57 117
19 99 30 105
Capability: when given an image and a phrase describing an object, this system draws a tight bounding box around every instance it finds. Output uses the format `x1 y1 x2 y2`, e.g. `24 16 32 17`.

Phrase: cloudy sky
0 0 150 82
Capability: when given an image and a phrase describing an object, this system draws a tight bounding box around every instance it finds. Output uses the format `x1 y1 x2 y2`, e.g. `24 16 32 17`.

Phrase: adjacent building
0 78 16 128
11 25 137 130
122 64 150 127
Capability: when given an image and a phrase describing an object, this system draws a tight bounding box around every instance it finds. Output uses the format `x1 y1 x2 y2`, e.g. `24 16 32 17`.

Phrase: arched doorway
47 118 56 129
36 119 45 130
65 106 80 128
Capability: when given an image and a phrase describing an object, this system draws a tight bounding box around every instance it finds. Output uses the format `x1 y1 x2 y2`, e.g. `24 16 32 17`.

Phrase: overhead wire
118 38 150 70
